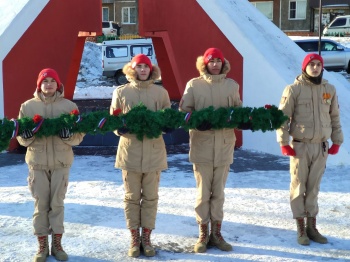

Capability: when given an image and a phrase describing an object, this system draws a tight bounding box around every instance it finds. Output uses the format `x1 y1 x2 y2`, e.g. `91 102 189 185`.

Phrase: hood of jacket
122 62 161 83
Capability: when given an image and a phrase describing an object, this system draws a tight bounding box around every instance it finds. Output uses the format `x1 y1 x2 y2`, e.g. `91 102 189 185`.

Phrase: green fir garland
0 104 287 152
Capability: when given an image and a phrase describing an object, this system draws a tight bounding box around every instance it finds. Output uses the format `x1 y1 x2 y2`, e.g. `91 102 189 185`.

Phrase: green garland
0 104 287 151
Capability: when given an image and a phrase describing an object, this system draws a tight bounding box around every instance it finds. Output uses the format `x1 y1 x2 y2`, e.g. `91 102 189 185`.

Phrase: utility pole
136 0 139 35
318 0 322 55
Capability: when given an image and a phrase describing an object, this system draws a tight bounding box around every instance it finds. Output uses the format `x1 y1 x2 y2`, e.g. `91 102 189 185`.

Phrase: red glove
328 144 340 155
281 145 296 156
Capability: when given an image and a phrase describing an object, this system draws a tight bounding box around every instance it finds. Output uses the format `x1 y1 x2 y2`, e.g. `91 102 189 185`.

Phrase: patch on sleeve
280 97 287 104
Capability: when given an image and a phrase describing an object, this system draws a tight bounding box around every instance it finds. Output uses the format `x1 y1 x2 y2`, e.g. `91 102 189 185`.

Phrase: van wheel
115 72 128 85
347 61 350 74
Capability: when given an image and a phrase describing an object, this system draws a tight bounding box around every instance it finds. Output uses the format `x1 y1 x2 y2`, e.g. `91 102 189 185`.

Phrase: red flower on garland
113 108 122 116
33 114 43 123
70 109 80 115
264 104 272 109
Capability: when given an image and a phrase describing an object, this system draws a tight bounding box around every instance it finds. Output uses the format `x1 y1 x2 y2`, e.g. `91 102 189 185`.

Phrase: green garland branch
0 104 287 152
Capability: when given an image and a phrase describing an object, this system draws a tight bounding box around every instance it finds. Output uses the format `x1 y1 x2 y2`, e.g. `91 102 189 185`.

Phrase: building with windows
249 0 281 28
102 0 137 35
250 0 350 35
102 1 350 36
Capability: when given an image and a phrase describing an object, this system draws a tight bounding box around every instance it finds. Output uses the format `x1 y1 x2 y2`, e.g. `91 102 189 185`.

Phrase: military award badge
323 93 331 104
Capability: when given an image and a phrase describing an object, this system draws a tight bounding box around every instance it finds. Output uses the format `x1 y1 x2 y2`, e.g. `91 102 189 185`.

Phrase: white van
323 15 350 36
102 38 157 85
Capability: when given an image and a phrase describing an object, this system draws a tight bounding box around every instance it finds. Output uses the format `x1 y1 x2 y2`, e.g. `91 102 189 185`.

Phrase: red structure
139 0 243 146
3 0 101 119
2 0 101 150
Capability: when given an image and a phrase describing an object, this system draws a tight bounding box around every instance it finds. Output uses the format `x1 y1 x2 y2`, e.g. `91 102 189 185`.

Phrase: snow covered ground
1 151 350 262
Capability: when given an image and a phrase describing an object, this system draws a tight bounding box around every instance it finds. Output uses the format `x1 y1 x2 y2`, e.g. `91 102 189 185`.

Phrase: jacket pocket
55 144 71 152
189 131 214 163
221 131 236 163
150 139 166 169
54 144 74 167
117 137 142 169
290 122 313 140
320 101 331 112
26 145 46 166
321 122 332 141
27 145 44 152
295 99 311 115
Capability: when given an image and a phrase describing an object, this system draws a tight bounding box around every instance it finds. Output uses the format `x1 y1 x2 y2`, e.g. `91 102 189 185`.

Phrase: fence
86 34 144 43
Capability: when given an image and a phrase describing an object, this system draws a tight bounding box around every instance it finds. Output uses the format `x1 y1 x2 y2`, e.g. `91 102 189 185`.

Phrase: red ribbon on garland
32 114 44 134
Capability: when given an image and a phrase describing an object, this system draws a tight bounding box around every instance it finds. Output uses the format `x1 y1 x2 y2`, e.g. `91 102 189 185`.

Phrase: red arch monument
2 0 244 149
139 0 244 147
1 0 101 150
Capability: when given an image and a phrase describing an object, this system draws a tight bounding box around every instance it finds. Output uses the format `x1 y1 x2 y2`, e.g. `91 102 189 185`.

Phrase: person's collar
202 73 226 83
130 78 154 88
39 91 58 103
302 70 323 85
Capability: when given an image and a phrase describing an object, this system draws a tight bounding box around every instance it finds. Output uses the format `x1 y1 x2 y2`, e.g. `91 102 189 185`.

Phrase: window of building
251 1 273 20
289 0 306 19
102 7 109 21
122 7 136 24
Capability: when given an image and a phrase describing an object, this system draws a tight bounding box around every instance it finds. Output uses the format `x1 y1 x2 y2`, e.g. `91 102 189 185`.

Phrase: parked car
102 38 157 85
323 15 350 36
102 21 121 36
293 38 350 73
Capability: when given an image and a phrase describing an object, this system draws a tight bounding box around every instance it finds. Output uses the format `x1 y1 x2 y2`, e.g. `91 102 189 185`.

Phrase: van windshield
330 18 347 27
130 45 153 57
106 46 128 58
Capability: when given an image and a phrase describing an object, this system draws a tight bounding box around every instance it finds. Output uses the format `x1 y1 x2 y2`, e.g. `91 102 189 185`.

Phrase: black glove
59 128 73 139
117 126 129 135
21 129 34 139
196 121 212 131
162 127 175 134
237 122 252 130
